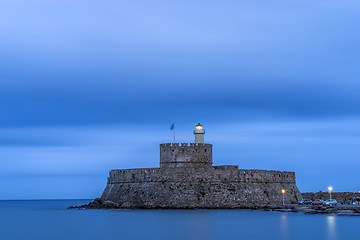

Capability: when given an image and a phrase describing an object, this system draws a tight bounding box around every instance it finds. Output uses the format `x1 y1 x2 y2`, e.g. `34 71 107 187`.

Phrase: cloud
0 119 359 198
1 1 360 127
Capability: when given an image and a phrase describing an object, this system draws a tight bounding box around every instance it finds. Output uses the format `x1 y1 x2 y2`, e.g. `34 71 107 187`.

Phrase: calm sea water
0 199 359 240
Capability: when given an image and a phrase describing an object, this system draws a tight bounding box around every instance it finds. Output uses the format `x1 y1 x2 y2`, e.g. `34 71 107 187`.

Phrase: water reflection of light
280 213 288 240
190 211 212 240
326 215 337 240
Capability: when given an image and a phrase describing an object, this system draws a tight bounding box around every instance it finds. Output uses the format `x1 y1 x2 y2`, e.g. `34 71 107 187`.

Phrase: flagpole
173 124 176 143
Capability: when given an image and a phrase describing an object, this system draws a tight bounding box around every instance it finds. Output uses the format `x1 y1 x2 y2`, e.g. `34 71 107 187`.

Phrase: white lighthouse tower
194 123 205 143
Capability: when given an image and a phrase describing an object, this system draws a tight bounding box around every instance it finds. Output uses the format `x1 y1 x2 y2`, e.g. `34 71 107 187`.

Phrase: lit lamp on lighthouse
194 123 205 143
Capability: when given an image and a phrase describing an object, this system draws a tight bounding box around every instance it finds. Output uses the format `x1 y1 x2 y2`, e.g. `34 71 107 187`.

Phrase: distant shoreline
68 200 360 216
68 192 360 216
302 191 360 203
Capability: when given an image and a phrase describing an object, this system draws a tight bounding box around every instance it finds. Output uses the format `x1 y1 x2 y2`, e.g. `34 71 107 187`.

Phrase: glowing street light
328 186 333 200
281 189 286 205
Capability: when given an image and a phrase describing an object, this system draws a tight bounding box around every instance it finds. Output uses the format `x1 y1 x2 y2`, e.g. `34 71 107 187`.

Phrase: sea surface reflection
0 200 359 240
327 215 337 240
280 213 289 239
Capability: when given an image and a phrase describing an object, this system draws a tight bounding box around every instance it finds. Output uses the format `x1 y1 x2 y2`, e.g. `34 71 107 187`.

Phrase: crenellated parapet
107 167 296 185
160 143 212 168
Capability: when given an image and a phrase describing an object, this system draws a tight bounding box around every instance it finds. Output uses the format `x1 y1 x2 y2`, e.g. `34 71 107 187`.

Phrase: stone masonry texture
160 143 212 168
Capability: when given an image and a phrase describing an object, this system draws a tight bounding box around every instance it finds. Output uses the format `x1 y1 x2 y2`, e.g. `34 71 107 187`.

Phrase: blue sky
1 0 360 199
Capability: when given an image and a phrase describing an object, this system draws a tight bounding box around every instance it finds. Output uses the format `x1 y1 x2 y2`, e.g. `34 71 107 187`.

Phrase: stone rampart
102 166 301 208
107 167 296 185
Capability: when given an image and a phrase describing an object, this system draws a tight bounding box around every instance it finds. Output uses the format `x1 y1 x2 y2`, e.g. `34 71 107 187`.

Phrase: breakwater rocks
261 205 360 216
68 198 119 209
68 199 286 210
68 200 360 216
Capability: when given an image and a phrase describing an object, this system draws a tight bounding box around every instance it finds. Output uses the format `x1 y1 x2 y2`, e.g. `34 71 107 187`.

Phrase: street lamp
328 186 333 200
282 189 286 205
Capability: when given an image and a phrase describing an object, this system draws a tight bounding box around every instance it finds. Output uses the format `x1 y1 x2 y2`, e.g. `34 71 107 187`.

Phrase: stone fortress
100 123 302 208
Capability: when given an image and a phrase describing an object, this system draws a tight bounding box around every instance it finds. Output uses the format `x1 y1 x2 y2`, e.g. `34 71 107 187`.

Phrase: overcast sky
1 0 360 199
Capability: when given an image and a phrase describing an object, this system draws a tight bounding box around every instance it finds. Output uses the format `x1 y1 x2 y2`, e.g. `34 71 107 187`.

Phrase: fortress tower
160 123 212 168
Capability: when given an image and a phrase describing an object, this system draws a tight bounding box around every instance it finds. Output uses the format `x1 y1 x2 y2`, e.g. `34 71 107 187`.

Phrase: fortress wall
102 167 301 208
108 168 161 184
213 165 239 171
160 143 212 168
238 169 296 184
101 175 301 208
107 167 296 185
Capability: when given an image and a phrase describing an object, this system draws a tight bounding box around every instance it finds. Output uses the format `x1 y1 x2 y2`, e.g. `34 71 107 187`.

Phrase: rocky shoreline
68 199 360 216
68 199 269 210
259 205 360 216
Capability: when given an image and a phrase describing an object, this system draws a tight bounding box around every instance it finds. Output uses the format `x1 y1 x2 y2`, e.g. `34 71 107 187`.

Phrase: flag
170 123 175 130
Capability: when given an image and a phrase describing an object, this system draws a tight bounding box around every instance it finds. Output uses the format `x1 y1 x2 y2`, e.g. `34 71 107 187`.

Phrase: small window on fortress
205 149 207 152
